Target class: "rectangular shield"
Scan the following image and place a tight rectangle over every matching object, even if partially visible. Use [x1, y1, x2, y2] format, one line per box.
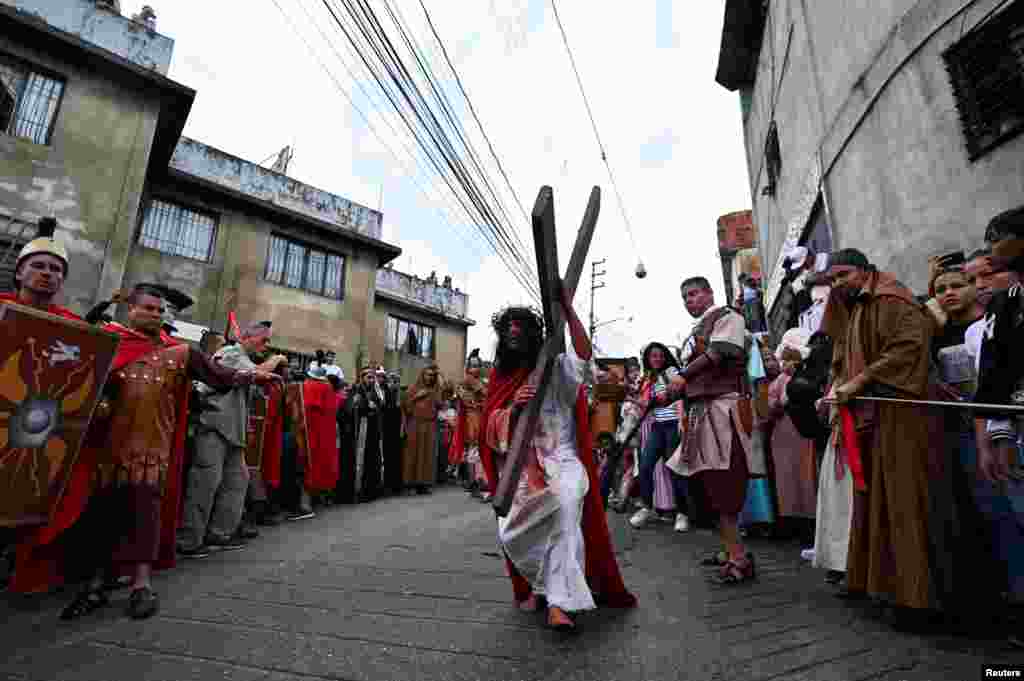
[284, 382, 310, 469]
[245, 390, 268, 470]
[0, 303, 119, 527]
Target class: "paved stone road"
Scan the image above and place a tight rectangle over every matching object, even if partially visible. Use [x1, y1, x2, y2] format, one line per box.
[2, 486, 1021, 680]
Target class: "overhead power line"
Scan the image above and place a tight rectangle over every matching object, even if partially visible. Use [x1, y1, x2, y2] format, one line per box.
[270, 0, 521, 291]
[549, 0, 643, 263]
[415, 0, 532, 229]
[271, 0, 540, 303]
[318, 0, 540, 300]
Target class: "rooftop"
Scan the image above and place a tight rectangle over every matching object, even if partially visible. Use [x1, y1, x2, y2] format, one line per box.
[170, 138, 387, 246]
[2, 0, 173, 74]
[375, 267, 473, 326]
[715, 0, 767, 91]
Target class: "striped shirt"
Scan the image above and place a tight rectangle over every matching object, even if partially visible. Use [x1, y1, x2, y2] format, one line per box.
[650, 366, 681, 422]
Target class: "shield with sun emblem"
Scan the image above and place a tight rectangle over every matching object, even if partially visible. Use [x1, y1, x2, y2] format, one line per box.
[0, 303, 119, 527]
[284, 382, 310, 469]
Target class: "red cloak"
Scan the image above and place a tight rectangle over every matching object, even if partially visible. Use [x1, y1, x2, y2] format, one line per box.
[0, 293, 81, 321]
[302, 379, 339, 492]
[479, 366, 637, 609]
[448, 405, 467, 466]
[261, 382, 284, 490]
[11, 324, 187, 592]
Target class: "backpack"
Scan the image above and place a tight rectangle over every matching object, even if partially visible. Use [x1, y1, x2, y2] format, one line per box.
[784, 332, 833, 443]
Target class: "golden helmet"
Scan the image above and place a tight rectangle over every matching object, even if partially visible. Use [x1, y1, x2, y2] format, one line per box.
[17, 217, 68, 274]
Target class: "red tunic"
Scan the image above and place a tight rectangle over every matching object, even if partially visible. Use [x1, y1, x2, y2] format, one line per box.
[479, 366, 637, 609]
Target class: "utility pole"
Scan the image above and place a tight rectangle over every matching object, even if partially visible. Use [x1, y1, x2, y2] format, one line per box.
[589, 259, 606, 340]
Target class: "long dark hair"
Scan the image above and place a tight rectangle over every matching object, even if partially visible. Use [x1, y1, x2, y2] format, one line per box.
[492, 306, 545, 372]
[641, 342, 679, 375]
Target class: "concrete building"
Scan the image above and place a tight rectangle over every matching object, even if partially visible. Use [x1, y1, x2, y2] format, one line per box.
[716, 209, 757, 304]
[0, 0, 474, 383]
[373, 267, 473, 385]
[0, 0, 193, 312]
[715, 0, 1024, 337]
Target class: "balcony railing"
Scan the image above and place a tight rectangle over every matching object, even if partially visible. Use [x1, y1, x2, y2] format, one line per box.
[375, 268, 469, 320]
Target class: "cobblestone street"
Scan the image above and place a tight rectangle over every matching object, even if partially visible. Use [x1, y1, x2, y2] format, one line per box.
[1, 487, 1018, 681]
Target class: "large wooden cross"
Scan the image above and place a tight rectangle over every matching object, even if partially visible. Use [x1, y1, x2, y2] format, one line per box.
[492, 185, 600, 517]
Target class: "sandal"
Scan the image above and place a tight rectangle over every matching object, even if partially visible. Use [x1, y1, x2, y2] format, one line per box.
[700, 550, 729, 567]
[127, 586, 159, 620]
[60, 587, 109, 620]
[711, 557, 756, 585]
[547, 606, 576, 632]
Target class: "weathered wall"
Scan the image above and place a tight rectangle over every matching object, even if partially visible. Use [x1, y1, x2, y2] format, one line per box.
[741, 0, 1022, 312]
[170, 138, 384, 242]
[0, 32, 160, 314]
[3, 0, 174, 74]
[371, 297, 468, 387]
[375, 268, 470, 320]
[124, 179, 380, 381]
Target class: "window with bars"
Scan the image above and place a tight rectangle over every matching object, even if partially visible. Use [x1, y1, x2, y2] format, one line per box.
[385, 314, 434, 359]
[138, 199, 218, 261]
[0, 237, 27, 293]
[944, 1, 1024, 160]
[265, 234, 345, 299]
[0, 56, 64, 145]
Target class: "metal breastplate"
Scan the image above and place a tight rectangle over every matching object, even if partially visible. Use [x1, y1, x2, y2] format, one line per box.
[104, 344, 189, 488]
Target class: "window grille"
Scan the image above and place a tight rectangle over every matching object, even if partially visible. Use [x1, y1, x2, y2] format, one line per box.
[138, 199, 218, 261]
[264, 234, 346, 300]
[0, 237, 26, 293]
[0, 57, 64, 145]
[944, 1, 1024, 160]
[385, 314, 434, 358]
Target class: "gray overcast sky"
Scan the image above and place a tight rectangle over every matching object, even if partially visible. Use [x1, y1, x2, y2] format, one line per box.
[122, 0, 751, 358]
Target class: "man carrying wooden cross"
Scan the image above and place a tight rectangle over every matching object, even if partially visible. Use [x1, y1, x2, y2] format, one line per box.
[479, 187, 635, 632]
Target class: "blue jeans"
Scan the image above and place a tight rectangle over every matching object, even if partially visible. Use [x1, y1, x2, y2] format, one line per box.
[637, 419, 688, 513]
[961, 432, 1024, 599]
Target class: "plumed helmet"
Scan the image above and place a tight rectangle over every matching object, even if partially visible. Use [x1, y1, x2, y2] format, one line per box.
[17, 217, 68, 277]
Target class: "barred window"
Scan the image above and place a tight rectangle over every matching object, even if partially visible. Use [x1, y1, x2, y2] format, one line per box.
[944, 1, 1024, 160]
[0, 56, 64, 145]
[138, 199, 218, 261]
[264, 234, 346, 300]
[385, 314, 434, 358]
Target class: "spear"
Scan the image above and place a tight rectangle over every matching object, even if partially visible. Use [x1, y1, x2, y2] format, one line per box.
[824, 395, 1024, 414]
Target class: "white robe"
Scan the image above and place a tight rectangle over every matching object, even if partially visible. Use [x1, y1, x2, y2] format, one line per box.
[813, 435, 854, 572]
[496, 353, 595, 613]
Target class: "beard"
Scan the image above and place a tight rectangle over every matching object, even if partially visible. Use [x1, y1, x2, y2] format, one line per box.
[494, 335, 539, 371]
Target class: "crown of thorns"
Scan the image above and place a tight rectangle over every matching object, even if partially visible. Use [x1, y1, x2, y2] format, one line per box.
[491, 305, 545, 335]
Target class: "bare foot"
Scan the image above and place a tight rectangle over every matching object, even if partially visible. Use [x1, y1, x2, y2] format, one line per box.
[547, 606, 575, 631]
[518, 594, 540, 612]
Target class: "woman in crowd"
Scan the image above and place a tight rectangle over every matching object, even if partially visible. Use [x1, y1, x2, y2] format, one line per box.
[630, 343, 689, 533]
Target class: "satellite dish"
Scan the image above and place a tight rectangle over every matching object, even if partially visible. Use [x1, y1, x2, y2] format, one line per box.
[635, 263, 647, 279]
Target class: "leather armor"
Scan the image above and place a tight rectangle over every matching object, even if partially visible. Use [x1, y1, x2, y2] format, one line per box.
[102, 344, 191, 489]
[685, 307, 747, 400]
